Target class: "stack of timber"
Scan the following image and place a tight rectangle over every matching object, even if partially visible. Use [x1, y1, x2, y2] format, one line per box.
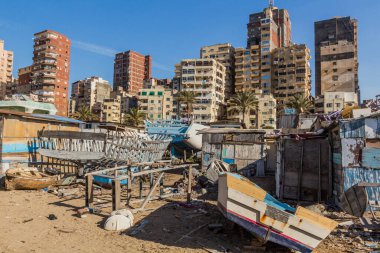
[218, 173, 338, 253]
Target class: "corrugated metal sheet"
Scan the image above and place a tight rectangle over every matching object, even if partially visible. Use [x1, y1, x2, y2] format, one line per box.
[341, 138, 365, 167]
[364, 117, 380, 139]
[340, 119, 365, 138]
[343, 167, 380, 203]
[362, 148, 380, 169]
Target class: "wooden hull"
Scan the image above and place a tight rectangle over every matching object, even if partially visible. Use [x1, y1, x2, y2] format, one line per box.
[218, 173, 337, 253]
[6, 174, 57, 190]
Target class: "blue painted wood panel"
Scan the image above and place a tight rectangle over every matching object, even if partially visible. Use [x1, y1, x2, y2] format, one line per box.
[343, 167, 380, 203]
[362, 148, 380, 169]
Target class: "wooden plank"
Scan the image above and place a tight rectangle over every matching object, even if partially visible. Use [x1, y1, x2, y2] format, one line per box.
[362, 148, 380, 169]
[112, 179, 121, 211]
[38, 149, 104, 160]
[40, 130, 107, 141]
[295, 206, 338, 231]
[297, 140, 304, 202]
[139, 172, 165, 210]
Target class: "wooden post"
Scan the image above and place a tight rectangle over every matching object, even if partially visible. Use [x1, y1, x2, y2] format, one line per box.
[318, 143, 322, 203]
[112, 179, 121, 211]
[187, 165, 193, 204]
[126, 168, 133, 206]
[139, 176, 143, 200]
[85, 175, 94, 212]
[159, 173, 164, 197]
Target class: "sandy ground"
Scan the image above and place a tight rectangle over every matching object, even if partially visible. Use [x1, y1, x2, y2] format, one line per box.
[0, 173, 372, 253]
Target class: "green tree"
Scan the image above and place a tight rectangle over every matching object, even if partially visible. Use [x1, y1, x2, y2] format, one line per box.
[286, 94, 314, 114]
[123, 108, 146, 127]
[178, 91, 196, 121]
[73, 106, 98, 122]
[228, 92, 259, 129]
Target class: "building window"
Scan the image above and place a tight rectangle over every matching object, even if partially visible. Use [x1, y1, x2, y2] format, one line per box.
[157, 91, 163, 96]
[149, 91, 155, 95]
[326, 103, 332, 108]
[332, 76, 339, 81]
[141, 91, 147, 96]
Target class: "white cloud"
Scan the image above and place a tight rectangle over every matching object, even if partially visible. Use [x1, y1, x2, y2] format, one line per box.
[71, 40, 117, 57]
[152, 60, 172, 72]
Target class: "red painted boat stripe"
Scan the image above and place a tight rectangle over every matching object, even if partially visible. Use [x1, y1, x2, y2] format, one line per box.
[218, 203, 313, 250]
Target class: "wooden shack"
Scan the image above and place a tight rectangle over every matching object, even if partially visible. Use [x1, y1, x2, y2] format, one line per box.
[199, 128, 266, 177]
[276, 135, 332, 202]
[0, 109, 82, 175]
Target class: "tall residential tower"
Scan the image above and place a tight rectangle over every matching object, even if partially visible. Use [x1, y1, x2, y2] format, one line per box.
[0, 40, 14, 99]
[314, 17, 359, 98]
[31, 30, 71, 116]
[113, 50, 152, 95]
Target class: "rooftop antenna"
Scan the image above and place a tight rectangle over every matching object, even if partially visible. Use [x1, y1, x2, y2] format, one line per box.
[269, 0, 274, 8]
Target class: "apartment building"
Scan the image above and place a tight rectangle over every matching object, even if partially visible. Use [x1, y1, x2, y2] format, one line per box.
[113, 50, 152, 95]
[174, 59, 226, 124]
[315, 91, 358, 114]
[245, 4, 292, 95]
[272, 44, 311, 108]
[315, 17, 359, 99]
[70, 77, 112, 115]
[0, 40, 14, 99]
[31, 30, 71, 116]
[234, 45, 262, 94]
[112, 86, 138, 119]
[138, 78, 174, 121]
[200, 43, 235, 99]
[227, 94, 276, 129]
[102, 97, 121, 123]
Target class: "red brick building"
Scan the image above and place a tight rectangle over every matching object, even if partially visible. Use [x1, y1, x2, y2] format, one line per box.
[113, 50, 152, 95]
[31, 30, 71, 116]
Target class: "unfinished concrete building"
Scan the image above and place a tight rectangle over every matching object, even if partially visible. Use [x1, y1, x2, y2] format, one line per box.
[174, 59, 226, 124]
[70, 77, 112, 116]
[272, 44, 312, 108]
[200, 43, 235, 99]
[315, 17, 359, 100]
[102, 97, 121, 123]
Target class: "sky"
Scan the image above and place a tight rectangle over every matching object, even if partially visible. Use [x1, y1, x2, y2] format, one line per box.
[0, 0, 379, 100]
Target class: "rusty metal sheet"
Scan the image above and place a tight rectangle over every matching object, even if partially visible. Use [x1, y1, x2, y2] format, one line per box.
[341, 138, 365, 167]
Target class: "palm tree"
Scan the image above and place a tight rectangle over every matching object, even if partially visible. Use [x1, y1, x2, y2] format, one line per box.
[286, 94, 314, 114]
[178, 91, 196, 121]
[123, 108, 145, 127]
[72, 106, 98, 122]
[228, 92, 258, 129]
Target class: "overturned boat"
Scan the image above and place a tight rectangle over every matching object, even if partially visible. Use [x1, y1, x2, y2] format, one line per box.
[218, 173, 337, 253]
[145, 120, 208, 157]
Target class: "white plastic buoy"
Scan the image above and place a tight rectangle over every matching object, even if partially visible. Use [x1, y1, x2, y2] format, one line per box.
[104, 209, 134, 231]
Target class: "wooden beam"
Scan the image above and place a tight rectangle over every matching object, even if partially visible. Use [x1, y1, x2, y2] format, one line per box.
[139, 172, 165, 211]
[40, 131, 107, 141]
[85, 175, 94, 211]
[187, 165, 193, 204]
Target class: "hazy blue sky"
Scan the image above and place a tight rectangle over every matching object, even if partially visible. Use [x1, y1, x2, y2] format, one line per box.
[0, 0, 379, 99]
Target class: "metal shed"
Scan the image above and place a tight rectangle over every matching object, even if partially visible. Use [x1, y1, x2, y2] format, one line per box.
[331, 114, 380, 208]
[199, 128, 266, 177]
